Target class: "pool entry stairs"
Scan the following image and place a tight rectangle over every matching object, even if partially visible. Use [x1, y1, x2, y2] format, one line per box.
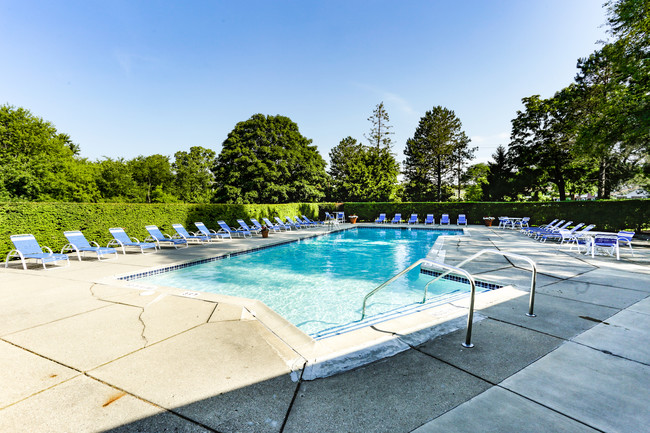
[359, 249, 538, 348]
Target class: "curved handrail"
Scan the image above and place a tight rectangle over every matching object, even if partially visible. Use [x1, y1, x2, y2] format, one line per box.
[361, 258, 478, 347]
[361, 259, 427, 320]
[423, 249, 537, 317]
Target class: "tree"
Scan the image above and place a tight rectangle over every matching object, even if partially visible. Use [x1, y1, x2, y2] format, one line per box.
[483, 145, 515, 201]
[96, 157, 140, 202]
[403, 106, 472, 201]
[365, 102, 394, 149]
[128, 154, 176, 203]
[462, 163, 489, 201]
[328, 136, 400, 202]
[213, 114, 328, 203]
[0, 104, 98, 201]
[451, 132, 476, 199]
[173, 146, 216, 203]
[509, 89, 588, 201]
[574, 43, 647, 198]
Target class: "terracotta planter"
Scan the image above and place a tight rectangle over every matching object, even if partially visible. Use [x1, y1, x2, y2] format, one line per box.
[484, 219, 493, 227]
[349, 216, 358, 224]
[261, 229, 269, 238]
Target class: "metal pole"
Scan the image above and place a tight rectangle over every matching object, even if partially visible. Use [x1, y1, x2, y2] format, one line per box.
[462, 277, 477, 348]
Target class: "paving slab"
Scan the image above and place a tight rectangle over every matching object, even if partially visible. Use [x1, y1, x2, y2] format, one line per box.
[417, 318, 564, 384]
[478, 291, 620, 340]
[283, 349, 491, 433]
[5, 303, 148, 371]
[536, 278, 648, 309]
[573, 308, 650, 364]
[90, 321, 299, 433]
[569, 267, 650, 292]
[0, 340, 79, 409]
[628, 295, 650, 314]
[0, 375, 207, 433]
[0, 277, 111, 336]
[412, 386, 601, 433]
[501, 342, 650, 433]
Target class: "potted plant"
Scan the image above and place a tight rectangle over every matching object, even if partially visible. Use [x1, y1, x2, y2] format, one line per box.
[261, 225, 269, 238]
[349, 215, 358, 224]
[483, 216, 495, 227]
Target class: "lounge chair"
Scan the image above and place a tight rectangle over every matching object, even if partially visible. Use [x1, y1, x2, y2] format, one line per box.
[264, 217, 288, 232]
[5, 234, 71, 270]
[108, 227, 158, 254]
[440, 214, 450, 225]
[375, 213, 386, 224]
[424, 214, 434, 225]
[336, 212, 345, 223]
[217, 220, 251, 238]
[391, 213, 402, 224]
[523, 219, 560, 236]
[407, 214, 418, 224]
[172, 223, 210, 244]
[301, 215, 324, 225]
[286, 216, 306, 229]
[62, 230, 118, 261]
[273, 217, 293, 231]
[457, 214, 467, 225]
[145, 225, 189, 249]
[296, 216, 316, 227]
[539, 222, 584, 243]
[563, 224, 595, 252]
[237, 219, 261, 234]
[195, 222, 231, 241]
[250, 218, 265, 232]
[534, 220, 572, 240]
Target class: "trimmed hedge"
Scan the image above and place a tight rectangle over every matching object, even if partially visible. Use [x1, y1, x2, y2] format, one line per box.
[1, 200, 647, 259]
[0, 202, 339, 258]
[342, 200, 650, 232]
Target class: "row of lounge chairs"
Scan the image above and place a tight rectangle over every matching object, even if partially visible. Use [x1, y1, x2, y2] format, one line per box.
[5, 215, 325, 270]
[520, 218, 635, 259]
[374, 213, 468, 225]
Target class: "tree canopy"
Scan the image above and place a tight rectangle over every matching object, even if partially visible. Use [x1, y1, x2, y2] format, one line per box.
[213, 114, 328, 204]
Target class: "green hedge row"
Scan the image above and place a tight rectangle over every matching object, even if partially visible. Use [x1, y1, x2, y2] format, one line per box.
[0, 202, 338, 258]
[1, 200, 648, 259]
[342, 200, 650, 232]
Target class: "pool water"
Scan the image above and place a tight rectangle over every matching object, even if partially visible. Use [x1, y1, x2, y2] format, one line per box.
[140, 227, 471, 336]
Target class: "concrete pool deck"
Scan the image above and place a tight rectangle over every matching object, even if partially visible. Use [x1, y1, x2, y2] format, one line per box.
[1, 224, 649, 432]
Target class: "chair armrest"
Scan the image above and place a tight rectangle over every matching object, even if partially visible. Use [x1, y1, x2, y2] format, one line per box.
[43, 246, 54, 255]
[90, 241, 101, 248]
[61, 243, 78, 254]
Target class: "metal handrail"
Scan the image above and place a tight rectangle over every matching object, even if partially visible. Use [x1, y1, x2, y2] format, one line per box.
[422, 249, 537, 317]
[361, 259, 427, 320]
[361, 258, 478, 347]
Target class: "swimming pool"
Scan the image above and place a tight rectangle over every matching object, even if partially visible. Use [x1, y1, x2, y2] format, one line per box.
[138, 227, 480, 337]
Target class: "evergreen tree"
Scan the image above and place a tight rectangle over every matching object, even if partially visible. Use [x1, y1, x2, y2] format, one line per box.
[403, 106, 472, 201]
[364, 102, 394, 149]
[483, 145, 514, 201]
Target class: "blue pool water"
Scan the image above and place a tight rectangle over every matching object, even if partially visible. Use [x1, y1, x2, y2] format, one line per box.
[140, 227, 472, 337]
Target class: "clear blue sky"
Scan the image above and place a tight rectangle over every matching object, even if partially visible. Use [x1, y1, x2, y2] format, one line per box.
[1, 0, 608, 165]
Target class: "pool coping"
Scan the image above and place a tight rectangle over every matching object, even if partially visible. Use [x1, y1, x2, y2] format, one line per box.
[107, 224, 518, 380]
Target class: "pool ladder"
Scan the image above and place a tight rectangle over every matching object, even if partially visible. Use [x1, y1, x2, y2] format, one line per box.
[361, 249, 537, 348]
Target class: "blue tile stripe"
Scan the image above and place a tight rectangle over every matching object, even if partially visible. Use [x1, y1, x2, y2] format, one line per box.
[419, 268, 503, 291]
